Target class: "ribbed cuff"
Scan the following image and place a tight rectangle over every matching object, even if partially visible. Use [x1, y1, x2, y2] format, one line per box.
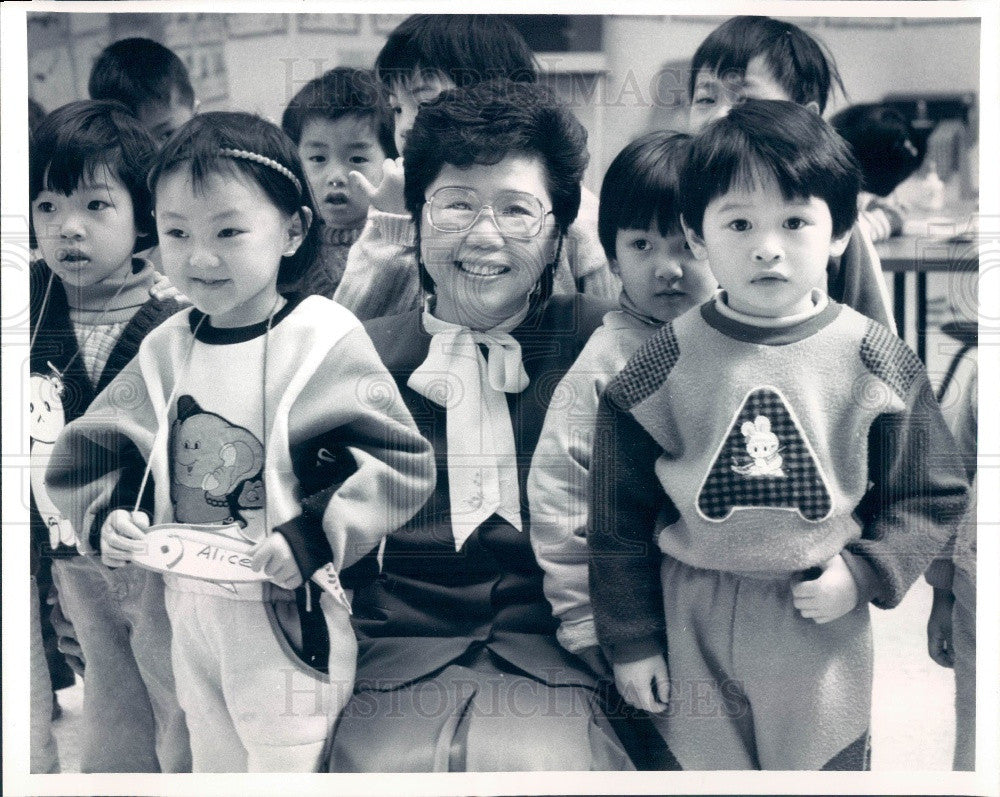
[272, 514, 333, 582]
[924, 558, 955, 590]
[839, 549, 882, 606]
[602, 634, 667, 665]
[369, 209, 415, 246]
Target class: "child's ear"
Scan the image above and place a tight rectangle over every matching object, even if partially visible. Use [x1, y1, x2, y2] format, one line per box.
[829, 227, 852, 259]
[608, 257, 621, 277]
[284, 206, 313, 257]
[681, 216, 709, 261]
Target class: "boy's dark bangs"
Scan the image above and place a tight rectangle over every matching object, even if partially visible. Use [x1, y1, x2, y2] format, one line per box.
[712, 136, 820, 207]
[696, 33, 798, 104]
[37, 143, 121, 197]
[616, 177, 683, 239]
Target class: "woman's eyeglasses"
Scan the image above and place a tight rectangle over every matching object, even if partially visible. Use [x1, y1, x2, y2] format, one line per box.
[425, 187, 551, 239]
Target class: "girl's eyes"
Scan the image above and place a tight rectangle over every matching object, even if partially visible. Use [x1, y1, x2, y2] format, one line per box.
[87, 199, 111, 211]
[630, 238, 652, 251]
[35, 201, 55, 213]
[784, 217, 808, 230]
[727, 219, 751, 232]
[349, 156, 370, 165]
[308, 155, 327, 164]
[217, 228, 243, 238]
[164, 229, 188, 239]
[444, 201, 473, 211]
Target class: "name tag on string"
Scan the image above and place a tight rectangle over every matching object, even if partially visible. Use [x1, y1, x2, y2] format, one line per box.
[131, 522, 351, 611]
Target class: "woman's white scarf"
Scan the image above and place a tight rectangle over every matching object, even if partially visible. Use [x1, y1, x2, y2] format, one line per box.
[408, 301, 530, 551]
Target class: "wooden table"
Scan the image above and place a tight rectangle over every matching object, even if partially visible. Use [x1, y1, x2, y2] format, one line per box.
[875, 209, 979, 362]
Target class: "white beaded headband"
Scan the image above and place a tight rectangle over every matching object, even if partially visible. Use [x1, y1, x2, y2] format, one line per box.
[219, 148, 302, 196]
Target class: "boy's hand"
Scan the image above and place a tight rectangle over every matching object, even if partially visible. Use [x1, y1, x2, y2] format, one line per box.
[100, 509, 150, 568]
[926, 587, 956, 668]
[248, 533, 303, 590]
[791, 554, 859, 624]
[349, 157, 405, 215]
[612, 654, 670, 713]
[150, 271, 188, 304]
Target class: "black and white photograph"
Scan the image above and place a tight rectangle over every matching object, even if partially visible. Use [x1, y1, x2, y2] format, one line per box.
[1, 2, 997, 795]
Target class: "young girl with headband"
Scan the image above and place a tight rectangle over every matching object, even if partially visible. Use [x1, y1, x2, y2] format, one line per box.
[45, 111, 437, 772]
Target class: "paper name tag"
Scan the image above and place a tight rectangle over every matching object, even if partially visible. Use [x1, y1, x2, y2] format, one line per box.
[132, 523, 352, 613]
[131, 523, 266, 583]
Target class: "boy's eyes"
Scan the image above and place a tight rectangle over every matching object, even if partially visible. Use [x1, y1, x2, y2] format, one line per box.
[218, 228, 244, 238]
[164, 228, 188, 239]
[629, 238, 652, 251]
[35, 201, 56, 213]
[727, 219, 751, 232]
[349, 155, 370, 165]
[308, 155, 327, 164]
[784, 217, 809, 230]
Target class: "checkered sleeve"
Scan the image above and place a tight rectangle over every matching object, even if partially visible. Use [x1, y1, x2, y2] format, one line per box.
[848, 331, 970, 608]
[589, 390, 674, 664]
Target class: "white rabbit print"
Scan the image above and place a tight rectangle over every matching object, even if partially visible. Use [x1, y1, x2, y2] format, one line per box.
[731, 414, 785, 478]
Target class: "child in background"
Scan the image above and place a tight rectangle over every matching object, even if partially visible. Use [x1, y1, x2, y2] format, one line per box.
[29, 100, 189, 773]
[333, 14, 618, 320]
[89, 37, 196, 146]
[926, 357, 977, 771]
[589, 100, 968, 769]
[46, 112, 436, 772]
[528, 131, 714, 663]
[831, 103, 924, 242]
[280, 67, 393, 298]
[687, 15, 895, 329]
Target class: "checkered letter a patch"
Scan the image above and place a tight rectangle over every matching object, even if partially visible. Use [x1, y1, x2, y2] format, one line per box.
[697, 386, 832, 522]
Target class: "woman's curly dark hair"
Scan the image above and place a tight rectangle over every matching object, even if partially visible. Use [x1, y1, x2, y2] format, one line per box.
[403, 80, 589, 234]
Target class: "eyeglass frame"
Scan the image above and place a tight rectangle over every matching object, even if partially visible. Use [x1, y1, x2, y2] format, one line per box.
[423, 186, 554, 240]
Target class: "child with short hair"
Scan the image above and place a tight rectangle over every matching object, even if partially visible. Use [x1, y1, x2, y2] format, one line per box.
[528, 131, 715, 661]
[687, 15, 895, 330]
[280, 67, 393, 297]
[29, 99, 189, 772]
[46, 111, 436, 772]
[89, 37, 196, 145]
[588, 100, 968, 770]
[333, 14, 618, 320]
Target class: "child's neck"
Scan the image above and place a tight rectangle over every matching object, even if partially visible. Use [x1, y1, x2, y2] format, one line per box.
[63, 258, 155, 323]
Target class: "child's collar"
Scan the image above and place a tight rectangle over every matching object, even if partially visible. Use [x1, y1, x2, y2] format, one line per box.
[713, 288, 829, 328]
[62, 257, 156, 322]
[701, 288, 841, 346]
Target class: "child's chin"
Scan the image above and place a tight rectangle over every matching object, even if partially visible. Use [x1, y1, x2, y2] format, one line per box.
[320, 205, 366, 229]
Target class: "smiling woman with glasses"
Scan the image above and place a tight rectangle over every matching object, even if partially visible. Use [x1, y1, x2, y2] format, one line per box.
[290, 80, 635, 773]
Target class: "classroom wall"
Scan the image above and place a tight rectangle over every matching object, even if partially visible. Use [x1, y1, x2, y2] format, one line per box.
[26, 12, 980, 189]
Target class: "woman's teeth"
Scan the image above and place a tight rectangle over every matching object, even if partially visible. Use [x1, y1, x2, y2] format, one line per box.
[456, 260, 507, 277]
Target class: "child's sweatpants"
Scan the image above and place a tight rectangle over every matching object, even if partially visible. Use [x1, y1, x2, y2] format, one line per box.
[654, 555, 872, 770]
[164, 584, 355, 772]
[30, 575, 60, 774]
[50, 556, 191, 772]
[952, 568, 975, 771]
